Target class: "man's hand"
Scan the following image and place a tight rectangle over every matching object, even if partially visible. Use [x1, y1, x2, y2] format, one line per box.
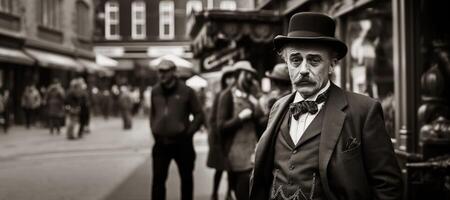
[238, 108, 253, 120]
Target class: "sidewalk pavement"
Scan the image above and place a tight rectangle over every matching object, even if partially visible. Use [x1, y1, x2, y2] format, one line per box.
[0, 117, 152, 161]
[0, 116, 222, 200]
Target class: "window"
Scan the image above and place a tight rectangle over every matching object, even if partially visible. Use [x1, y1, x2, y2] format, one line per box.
[207, 0, 213, 9]
[105, 1, 120, 40]
[186, 1, 202, 15]
[76, 1, 90, 38]
[159, 1, 174, 40]
[0, 0, 12, 13]
[132, 1, 146, 39]
[220, 0, 236, 10]
[346, 2, 394, 138]
[40, 0, 61, 30]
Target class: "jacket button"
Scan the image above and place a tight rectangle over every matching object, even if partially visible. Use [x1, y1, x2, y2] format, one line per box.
[289, 165, 295, 170]
[292, 150, 297, 154]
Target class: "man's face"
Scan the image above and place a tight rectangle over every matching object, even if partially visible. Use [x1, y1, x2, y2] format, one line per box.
[283, 43, 337, 98]
[158, 68, 176, 86]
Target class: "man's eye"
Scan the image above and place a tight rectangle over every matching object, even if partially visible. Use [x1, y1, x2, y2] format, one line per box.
[309, 57, 321, 65]
[291, 57, 302, 63]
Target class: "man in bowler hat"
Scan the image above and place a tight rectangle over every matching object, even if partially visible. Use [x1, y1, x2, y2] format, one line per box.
[150, 59, 204, 200]
[249, 12, 403, 200]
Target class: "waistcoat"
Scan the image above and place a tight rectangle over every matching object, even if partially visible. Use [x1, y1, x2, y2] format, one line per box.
[270, 107, 326, 200]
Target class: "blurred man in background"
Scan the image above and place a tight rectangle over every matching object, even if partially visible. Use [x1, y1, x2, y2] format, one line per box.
[21, 84, 42, 129]
[149, 59, 204, 200]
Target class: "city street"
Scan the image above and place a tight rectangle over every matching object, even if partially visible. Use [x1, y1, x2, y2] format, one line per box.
[0, 117, 226, 200]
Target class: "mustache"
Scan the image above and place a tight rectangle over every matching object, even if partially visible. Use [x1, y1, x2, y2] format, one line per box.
[293, 77, 315, 85]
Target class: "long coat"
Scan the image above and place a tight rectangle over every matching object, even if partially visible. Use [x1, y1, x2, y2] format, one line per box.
[45, 86, 65, 117]
[206, 93, 226, 170]
[249, 83, 403, 200]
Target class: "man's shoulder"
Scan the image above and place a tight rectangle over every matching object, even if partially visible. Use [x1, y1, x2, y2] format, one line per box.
[343, 90, 377, 105]
[338, 87, 379, 113]
[151, 83, 162, 94]
[270, 92, 294, 112]
[175, 80, 194, 93]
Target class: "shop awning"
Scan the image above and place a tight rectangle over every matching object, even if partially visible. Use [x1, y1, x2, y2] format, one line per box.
[96, 54, 133, 70]
[77, 58, 114, 76]
[114, 59, 135, 70]
[186, 75, 208, 89]
[96, 54, 118, 68]
[187, 10, 282, 56]
[0, 46, 35, 66]
[24, 48, 83, 71]
[149, 54, 193, 69]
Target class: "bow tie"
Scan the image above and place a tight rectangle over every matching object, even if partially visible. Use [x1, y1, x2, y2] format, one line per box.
[289, 91, 328, 120]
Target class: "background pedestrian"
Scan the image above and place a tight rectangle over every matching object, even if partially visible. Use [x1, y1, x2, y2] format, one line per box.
[216, 60, 263, 200]
[44, 79, 65, 135]
[21, 84, 42, 129]
[206, 65, 235, 200]
[149, 59, 204, 200]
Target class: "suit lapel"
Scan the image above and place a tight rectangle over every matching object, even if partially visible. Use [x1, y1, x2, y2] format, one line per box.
[251, 93, 295, 193]
[318, 83, 347, 197]
[254, 93, 294, 168]
[279, 111, 296, 149]
[294, 107, 325, 148]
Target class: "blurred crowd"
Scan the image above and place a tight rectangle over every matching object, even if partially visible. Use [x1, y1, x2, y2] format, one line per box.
[0, 77, 144, 139]
[0, 57, 292, 199]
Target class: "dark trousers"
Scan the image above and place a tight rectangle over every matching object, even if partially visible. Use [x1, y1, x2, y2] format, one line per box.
[120, 109, 132, 129]
[228, 170, 251, 200]
[24, 108, 36, 128]
[48, 116, 62, 134]
[152, 141, 196, 200]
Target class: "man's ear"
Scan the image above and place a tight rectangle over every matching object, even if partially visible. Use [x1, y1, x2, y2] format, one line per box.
[329, 58, 338, 74]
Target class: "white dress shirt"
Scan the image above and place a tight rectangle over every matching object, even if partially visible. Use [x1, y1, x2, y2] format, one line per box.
[290, 81, 330, 145]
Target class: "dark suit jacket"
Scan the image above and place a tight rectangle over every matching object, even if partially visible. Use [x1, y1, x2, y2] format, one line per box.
[249, 83, 403, 200]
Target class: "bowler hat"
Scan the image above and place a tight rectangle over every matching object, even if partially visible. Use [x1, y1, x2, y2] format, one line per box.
[273, 12, 347, 59]
[266, 63, 290, 81]
[233, 60, 257, 75]
[157, 59, 176, 71]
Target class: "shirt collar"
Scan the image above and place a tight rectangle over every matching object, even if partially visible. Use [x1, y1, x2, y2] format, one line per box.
[293, 81, 330, 103]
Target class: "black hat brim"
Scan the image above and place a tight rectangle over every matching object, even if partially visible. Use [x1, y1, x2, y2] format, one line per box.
[273, 35, 348, 60]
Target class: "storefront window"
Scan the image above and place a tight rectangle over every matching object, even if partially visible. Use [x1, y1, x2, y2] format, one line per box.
[346, 1, 395, 138]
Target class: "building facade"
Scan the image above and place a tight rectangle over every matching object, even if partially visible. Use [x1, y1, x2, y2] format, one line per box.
[93, 0, 256, 88]
[0, 0, 99, 124]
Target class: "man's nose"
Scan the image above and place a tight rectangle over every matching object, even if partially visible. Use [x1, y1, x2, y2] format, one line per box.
[299, 61, 309, 76]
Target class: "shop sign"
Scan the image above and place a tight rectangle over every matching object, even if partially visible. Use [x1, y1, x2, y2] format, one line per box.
[203, 48, 244, 71]
[147, 46, 190, 57]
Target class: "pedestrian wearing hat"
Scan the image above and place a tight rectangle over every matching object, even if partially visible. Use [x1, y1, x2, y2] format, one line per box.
[206, 65, 236, 200]
[217, 60, 264, 200]
[259, 63, 293, 131]
[149, 59, 204, 200]
[249, 12, 402, 200]
[260, 63, 293, 115]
